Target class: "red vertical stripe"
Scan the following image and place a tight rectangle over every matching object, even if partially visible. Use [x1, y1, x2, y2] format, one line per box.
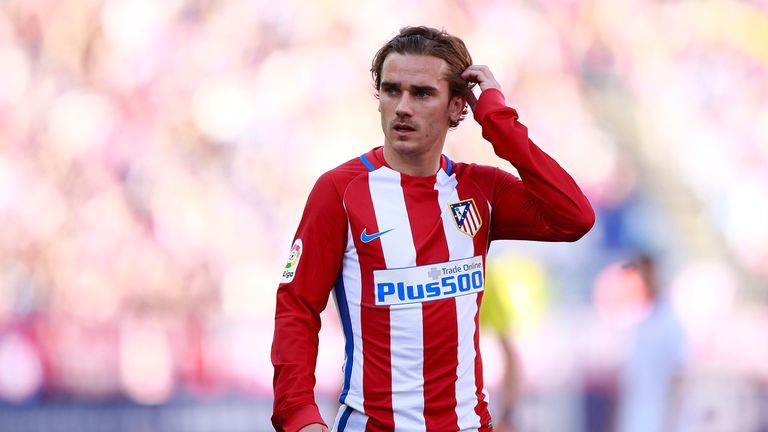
[473, 288, 491, 428]
[465, 212, 477, 235]
[468, 207, 480, 233]
[401, 175, 459, 431]
[345, 175, 395, 431]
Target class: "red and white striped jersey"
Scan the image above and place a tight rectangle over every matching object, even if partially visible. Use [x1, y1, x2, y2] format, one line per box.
[272, 89, 595, 432]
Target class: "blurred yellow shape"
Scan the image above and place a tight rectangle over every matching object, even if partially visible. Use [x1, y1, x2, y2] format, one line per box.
[481, 254, 548, 335]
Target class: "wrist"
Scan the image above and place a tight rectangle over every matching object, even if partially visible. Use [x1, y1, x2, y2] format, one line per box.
[473, 88, 507, 124]
[277, 404, 326, 432]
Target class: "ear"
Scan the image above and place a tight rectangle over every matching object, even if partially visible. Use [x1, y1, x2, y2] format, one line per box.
[449, 95, 465, 122]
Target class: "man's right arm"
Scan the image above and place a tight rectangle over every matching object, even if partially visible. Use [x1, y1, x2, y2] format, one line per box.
[271, 172, 347, 432]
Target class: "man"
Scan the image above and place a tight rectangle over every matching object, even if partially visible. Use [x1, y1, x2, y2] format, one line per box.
[272, 26, 594, 432]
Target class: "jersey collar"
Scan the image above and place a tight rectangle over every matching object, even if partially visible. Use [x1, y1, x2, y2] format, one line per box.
[361, 146, 453, 176]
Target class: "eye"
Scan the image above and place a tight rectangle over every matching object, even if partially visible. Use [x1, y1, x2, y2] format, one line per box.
[414, 89, 430, 98]
[383, 86, 400, 96]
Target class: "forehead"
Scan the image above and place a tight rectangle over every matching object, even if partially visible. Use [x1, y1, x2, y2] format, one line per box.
[380, 53, 450, 86]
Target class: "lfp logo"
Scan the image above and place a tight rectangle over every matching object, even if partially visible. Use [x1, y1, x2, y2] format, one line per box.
[281, 239, 303, 283]
[373, 256, 484, 306]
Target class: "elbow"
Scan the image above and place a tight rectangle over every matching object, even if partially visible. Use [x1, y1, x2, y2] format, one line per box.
[558, 206, 596, 242]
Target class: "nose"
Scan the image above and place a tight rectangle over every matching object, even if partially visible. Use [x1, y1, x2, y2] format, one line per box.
[395, 93, 413, 117]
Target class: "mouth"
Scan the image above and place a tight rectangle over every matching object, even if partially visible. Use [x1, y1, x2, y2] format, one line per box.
[393, 122, 416, 136]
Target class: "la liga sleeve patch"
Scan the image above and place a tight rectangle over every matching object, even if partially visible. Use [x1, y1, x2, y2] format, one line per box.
[280, 239, 303, 284]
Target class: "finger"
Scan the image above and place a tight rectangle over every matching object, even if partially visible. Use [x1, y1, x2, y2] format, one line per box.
[461, 69, 484, 81]
[462, 73, 484, 87]
[462, 65, 489, 74]
[462, 70, 491, 87]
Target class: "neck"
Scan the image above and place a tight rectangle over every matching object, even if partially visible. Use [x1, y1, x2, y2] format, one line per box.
[382, 143, 444, 177]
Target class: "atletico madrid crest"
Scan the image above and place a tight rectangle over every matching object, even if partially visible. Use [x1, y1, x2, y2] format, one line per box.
[448, 198, 483, 237]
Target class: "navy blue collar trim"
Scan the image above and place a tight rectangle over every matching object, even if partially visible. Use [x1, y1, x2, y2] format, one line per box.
[444, 155, 453, 176]
[362, 152, 452, 175]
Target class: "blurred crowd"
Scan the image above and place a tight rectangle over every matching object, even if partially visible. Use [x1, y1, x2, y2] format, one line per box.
[0, 0, 766, 430]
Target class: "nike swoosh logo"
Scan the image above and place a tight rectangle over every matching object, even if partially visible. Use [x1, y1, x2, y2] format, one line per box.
[361, 228, 394, 243]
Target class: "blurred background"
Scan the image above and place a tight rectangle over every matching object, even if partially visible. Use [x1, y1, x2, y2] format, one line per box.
[0, 0, 767, 431]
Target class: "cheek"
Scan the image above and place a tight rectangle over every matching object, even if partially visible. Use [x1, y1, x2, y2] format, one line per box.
[379, 99, 393, 115]
[422, 117, 440, 137]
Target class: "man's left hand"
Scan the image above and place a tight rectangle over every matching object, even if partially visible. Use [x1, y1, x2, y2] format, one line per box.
[461, 65, 502, 111]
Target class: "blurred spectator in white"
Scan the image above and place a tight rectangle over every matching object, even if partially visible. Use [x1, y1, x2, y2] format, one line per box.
[617, 254, 687, 432]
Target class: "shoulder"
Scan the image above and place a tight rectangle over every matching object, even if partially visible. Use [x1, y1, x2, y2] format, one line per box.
[451, 160, 518, 182]
[449, 160, 521, 202]
[313, 153, 373, 197]
[299, 154, 371, 223]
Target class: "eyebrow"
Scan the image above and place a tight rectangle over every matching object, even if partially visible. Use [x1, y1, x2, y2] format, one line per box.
[380, 81, 439, 94]
[411, 85, 438, 94]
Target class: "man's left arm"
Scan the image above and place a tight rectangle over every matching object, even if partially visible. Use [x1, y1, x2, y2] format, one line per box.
[462, 66, 595, 242]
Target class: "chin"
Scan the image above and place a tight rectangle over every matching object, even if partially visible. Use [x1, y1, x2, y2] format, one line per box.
[388, 138, 423, 154]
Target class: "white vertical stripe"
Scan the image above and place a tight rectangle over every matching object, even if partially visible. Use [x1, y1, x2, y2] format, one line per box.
[472, 207, 483, 235]
[331, 404, 369, 432]
[368, 168, 425, 431]
[341, 224, 365, 412]
[345, 408, 369, 431]
[454, 294, 481, 430]
[436, 170, 483, 430]
[468, 207, 480, 232]
[332, 407, 345, 431]
[466, 210, 478, 234]
[461, 211, 471, 234]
